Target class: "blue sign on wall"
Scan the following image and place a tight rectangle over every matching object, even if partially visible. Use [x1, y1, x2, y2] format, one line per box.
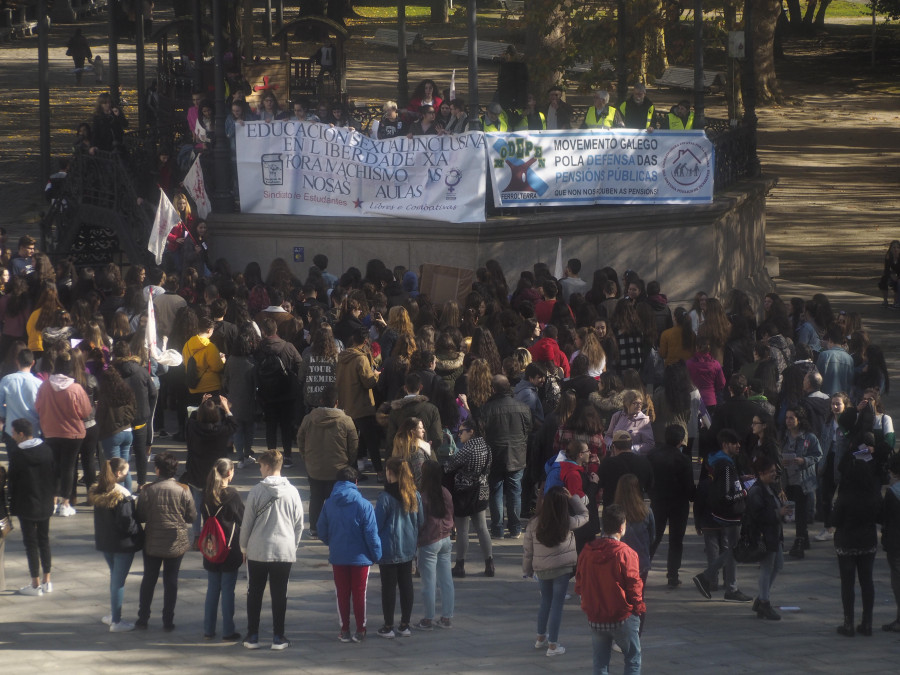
[293, 246, 304, 263]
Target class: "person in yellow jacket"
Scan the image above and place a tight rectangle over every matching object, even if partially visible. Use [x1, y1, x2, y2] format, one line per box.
[514, 94, 547, 131]
[664, 100, 695, 130]
[481, 103, 509, 132]
[335, 326, 383, 480]
[619, 83, 655, 130]
[182, 317, 225, 402]
[25, 281, 64, 357]
[581, 90, 624, 129]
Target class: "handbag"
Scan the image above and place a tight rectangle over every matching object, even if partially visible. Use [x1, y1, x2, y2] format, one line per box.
[733, 514, 766, 564]
[0, 516, 13, 539]
[451, 483, 480, 518]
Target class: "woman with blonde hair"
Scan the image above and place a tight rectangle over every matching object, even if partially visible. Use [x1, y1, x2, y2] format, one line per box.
[604, 389, 654, 454]
[460, 357, 492, 419]
[571, 327, 606, 378]
[201, 458, 244, 641]
[377, 306, 415, 360]
[392, 417, 430, 487]
[375, 457, 423, 638]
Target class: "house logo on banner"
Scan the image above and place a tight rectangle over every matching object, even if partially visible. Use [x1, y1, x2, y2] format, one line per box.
[661, 141, 712, 195]
[491, 136, 549, 200]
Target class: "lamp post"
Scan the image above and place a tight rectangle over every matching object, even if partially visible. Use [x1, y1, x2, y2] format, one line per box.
[38, 0, 50, 183]
[693, 0, 705, 128]
[135, 0, 146, 129]
[467, 0, 480, 129]
[742, 0, 760, 176]
[398, 1, 408, 107]
[108, 0, 119, 106]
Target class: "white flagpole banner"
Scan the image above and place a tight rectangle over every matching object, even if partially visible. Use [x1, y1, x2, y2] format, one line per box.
[487, 129, 714, 207]
[236, 121, 486, 223]
[184, 155, 212, 219]
[148, 189, 181, 265]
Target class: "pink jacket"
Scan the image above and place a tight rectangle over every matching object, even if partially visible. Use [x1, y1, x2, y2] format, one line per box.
[35, 375, 91, 439]
[686, 352, 725, 407]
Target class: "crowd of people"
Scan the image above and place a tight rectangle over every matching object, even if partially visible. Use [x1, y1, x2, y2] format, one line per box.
[1, 232, 899, 671]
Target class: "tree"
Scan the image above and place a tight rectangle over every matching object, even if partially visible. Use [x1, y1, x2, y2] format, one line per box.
[430, 0, 449, 23]
[750, 0, 783, 102]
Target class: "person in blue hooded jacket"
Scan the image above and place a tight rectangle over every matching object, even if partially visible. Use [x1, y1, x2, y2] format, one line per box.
[375, 457, 424, 638]
[318, 467, 382, 643]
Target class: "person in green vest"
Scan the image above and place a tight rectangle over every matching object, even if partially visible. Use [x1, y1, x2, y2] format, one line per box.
[482, 103, 509, 132]
[664, 100, 695, 130]
[581, 90, 624, 129]
[619, 83, 655, 130]
[514, 93, 547, 131]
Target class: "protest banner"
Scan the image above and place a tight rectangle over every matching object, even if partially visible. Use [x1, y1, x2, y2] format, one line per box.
[236, 121, 487, 223]
[487, 129, 714, 206]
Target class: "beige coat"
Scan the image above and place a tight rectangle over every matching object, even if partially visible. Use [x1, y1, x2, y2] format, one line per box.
[135, 477, 196, 558]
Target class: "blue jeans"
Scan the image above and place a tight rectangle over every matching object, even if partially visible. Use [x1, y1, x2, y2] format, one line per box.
[758, 547, 784, 603]
[489, 468, 524, 537]
[103, 551, 135, 624]
[702, 523, 739, 593]
[190, 486, 203, 539]
[101, 430, 134, 492]
[537, 573, 571, 643]
[233, 420, 256, 460]
[591, 614, 642, 674]
[418, 537, 454, 620]
[204, 569, 239, 636]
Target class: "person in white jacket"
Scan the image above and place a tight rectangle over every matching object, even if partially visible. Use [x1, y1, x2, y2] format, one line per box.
[522, 486, 588, 657]
[239, 450, 304, 651]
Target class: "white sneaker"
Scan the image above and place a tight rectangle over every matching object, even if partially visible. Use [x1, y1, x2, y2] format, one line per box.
[57, 505, 76, 517]
[535, 636, 548, 649]
[102, 615, 113, 626]
[613, 642, 623, 653]
[546, 644, 566, 657]
[110, 621, 135, 633]
[814, 529, 834, 542]
[19, 585, 43, 596]
[41, 582, 53, 594]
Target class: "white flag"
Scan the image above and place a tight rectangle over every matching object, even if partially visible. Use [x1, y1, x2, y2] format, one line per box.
[183, 154, 212, 219]
[148, 189, 181, 265]
[146, 293, 160, 360]
[449, 69, 456, 102]
[554, 238, 564, 279]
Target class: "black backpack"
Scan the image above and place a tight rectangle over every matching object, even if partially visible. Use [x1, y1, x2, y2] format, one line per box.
[185, 351, 204, 390]
[256, 349, 292, 401]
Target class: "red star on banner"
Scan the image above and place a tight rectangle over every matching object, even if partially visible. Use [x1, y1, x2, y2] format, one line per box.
[253, 75, 280, 93]
[353, 199, 363, 209]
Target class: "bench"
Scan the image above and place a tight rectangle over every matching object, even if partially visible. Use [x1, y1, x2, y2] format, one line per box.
[655, 66, 724, 93]
[566, 59, 615, 76]
[364, 28, 432, 51]
[452, 40, 515, 62]
[500, 0, 524, 22]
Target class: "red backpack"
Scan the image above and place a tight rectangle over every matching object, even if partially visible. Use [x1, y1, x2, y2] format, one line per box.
[199, 504, 235, 564]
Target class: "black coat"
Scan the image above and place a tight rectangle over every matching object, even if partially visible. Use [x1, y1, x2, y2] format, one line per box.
[480, 391, 532, 475]
[882, 486, 900, 553]
[8, 440, 55, 521]
[90, 486, 143, 553]
[833, 457, 882, 552]
[115, 358, 157, 423]
[648, 443, 695, 505]
[182, 411, 238, 489]
[201, 487, 245, 572]
[746, 481, 782, 552]
[598, 451, 654, 507]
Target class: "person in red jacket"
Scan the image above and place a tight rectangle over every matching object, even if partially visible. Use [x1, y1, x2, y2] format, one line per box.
[576, 503, 645, 674]
[528, 326, 570, 378]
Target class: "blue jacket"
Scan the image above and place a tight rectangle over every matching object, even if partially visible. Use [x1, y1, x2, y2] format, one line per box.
[317, 481, 382, 566]
[375, 483, 424, 564]
[816, 347, 854, 397]
[514, 378, 545, 428]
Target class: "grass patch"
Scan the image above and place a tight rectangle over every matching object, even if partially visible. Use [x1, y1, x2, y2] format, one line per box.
[826, 0, 875, 18]
[355, 5, 432, 19]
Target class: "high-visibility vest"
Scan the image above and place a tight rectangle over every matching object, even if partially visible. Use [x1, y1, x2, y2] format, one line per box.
[619, 100, 654, 129]
[584, 105, 618, 128]
[482, 112, 509, 132]
[667, 111, 694, 130]
[514, 111, 546, 131]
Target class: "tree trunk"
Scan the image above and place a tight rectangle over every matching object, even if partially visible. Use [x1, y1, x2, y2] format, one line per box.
[803, 0, 817, 24]
[430, 0, 449, 23]
[752, 0, 783, 103]
[784, 0, 802, 26]
[814, 0, 832, 27]
[647, 0, 668, 78]
[525, 0, 568, 98]
[724, 0, 743, 120]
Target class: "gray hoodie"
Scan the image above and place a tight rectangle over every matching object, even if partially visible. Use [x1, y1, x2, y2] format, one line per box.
[240, 475, 304, 562]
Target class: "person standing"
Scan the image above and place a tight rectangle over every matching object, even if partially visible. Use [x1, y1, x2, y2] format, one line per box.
[66, 28, 92, 85]
[576, 504, 645, 674]
[619, 83, 655, 130]
[415, 461, 455, 631]
[746, 455, 786, 620]
[882, 454, 900, 633]
[89, 458, 143, 632]
[0, 348, 42, 452]
[647, 425, 695, 588]
[523, 485, 588, 657]
[135, 452, 196, 630]
[201, 458, 244, 642]
[7, 419, 55, 595]
[816, 326, 854, 396]
[318, 466, 382, 643]
[375, 457, 423, 638]
[296, 382, 358, 536]
[336, 327, 382, 479]
[255, 318, 303, 468]
[240, 450, 304, 650]
[779, 406, 822, 558]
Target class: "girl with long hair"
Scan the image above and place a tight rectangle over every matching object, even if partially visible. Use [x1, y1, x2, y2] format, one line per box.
[459, 357, 492, 419]
[96, 359, 137, 490]
[391, 417, 430, 488]
[25, 281, 63, 357]
[377, 333, 416, 404]
[299, 324, 339, 410]
[89, 458, 143, 632]
[815, 392, 852, 542]
[375, 457, 423, 638]
[571, 327, 606, 377]
[201, 458, 244, 641]
[652, 361, 702, 457]
[780, 406, 823, 558]
[611, 301, 646, 372]
[697, 298, 731, 364]
[615, 473, 656, 590]
[469, 327, 503, 375]
[222, 323, 260, 468]
[415, 461, 454, 631]
[522, 485, 588, 657]
[0, 275, 31, 360]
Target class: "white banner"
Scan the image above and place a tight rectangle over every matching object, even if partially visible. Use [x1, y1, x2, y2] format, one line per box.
[236, 121, 486, 223]
[487, 129, 714, 206]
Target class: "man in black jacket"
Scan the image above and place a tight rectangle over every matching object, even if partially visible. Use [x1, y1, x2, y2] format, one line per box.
[480, 375, 532, 538]
[648, 425, 695, 587]
[255, 317, 302, 467]
[598, 430, 654, 508]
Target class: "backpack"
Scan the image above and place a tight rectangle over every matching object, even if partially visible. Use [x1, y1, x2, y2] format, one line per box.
[542, 456, 564, 494]
[435, 427, 459, 461]
[199, 504, 234, 564]
[256, 349, 292, 401]
[185, 351, 204, 390]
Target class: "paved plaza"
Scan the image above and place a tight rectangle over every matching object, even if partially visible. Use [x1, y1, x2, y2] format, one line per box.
[1, 281, 899, 674]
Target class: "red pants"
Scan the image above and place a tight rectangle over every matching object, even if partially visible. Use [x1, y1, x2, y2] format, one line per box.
[332, 565, 370, 633]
